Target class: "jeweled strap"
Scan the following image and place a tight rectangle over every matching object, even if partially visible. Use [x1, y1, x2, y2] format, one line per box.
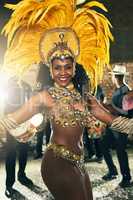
[111, 116, 133, 135]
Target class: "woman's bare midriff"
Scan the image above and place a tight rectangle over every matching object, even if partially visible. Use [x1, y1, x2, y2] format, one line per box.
[50, 122, 84, 155]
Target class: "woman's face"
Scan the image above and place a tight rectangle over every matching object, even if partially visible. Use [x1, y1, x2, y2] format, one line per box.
[51, 58, 74, 87]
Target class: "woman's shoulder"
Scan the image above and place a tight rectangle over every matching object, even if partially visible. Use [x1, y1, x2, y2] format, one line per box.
[31, 88, 51, 104]
[39, 88, 52, 97]
[37, 88, 55, 108]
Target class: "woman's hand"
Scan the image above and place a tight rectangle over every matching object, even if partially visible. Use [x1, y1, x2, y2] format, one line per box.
[86, 93, 103, 113]
[86, 93, 115, 124]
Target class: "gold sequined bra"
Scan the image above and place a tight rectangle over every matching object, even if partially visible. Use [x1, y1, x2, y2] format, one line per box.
[46, 83, 90, 128]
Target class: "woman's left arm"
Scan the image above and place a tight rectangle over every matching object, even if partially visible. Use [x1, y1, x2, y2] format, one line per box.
[87, 94, 133, 135]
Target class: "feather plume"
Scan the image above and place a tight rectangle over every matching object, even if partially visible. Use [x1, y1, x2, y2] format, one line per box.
[2, 0, 113, 90]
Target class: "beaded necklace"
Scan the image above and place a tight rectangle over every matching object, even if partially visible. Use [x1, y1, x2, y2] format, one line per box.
[47, 83, 88, 127]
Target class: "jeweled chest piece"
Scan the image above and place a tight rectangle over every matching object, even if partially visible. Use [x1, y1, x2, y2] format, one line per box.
[47, 83, 84, 127]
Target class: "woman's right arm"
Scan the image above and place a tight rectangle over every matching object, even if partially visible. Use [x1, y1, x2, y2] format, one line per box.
[8, 91, 45, 124]
[0, 90, 54, 136]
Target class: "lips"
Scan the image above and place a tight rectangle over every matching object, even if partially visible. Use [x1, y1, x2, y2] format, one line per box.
[56, 76, 72, 87]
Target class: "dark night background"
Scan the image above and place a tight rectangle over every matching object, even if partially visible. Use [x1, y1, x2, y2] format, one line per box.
[0, 0, 133, 64]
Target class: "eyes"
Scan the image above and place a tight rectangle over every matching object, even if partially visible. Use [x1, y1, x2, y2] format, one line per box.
[53, 65, 60, 70]
[53, 65, 73, 71]
[66, 65, 73, 69]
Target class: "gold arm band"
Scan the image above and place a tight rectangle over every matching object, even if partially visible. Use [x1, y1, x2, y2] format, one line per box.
[111, 116, 133, 135]
[0, 115, 18, 137]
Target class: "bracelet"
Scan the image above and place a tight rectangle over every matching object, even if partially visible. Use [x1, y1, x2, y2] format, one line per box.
[111, 116, 133, 135]
[0, 115, 18, 137]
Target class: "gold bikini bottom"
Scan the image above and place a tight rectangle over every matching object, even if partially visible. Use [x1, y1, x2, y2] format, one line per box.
[46, 143, 85, 173]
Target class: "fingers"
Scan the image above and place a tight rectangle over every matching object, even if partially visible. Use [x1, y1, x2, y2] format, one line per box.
[16, 128, 36, 143]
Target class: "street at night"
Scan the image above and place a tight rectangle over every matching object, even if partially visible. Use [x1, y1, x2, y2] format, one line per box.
[0, 1, 133, 200]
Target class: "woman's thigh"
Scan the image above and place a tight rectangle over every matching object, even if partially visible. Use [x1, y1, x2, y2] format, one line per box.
[41, 150, 93, 200]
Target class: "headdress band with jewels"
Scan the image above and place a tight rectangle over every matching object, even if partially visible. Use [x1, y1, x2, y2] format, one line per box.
[39, 27, 80, 65]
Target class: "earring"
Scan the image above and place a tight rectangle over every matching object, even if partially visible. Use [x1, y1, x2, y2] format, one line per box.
[72, 64, 76, 77]
[49, 67, 54, 79]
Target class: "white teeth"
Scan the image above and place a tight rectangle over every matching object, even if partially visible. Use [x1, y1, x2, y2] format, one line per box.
[59, 78, 67, 81]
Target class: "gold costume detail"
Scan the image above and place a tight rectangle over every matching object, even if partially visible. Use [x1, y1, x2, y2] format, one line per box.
[47, 83, 92, 127]
[0, 115, 18, 137]
[111, 116, 133, 136]
[47, 143, 84, 171]
[2, 0, 113, 90]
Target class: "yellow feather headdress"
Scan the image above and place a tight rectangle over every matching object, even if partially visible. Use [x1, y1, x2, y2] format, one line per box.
[1, 0, 113, 89]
